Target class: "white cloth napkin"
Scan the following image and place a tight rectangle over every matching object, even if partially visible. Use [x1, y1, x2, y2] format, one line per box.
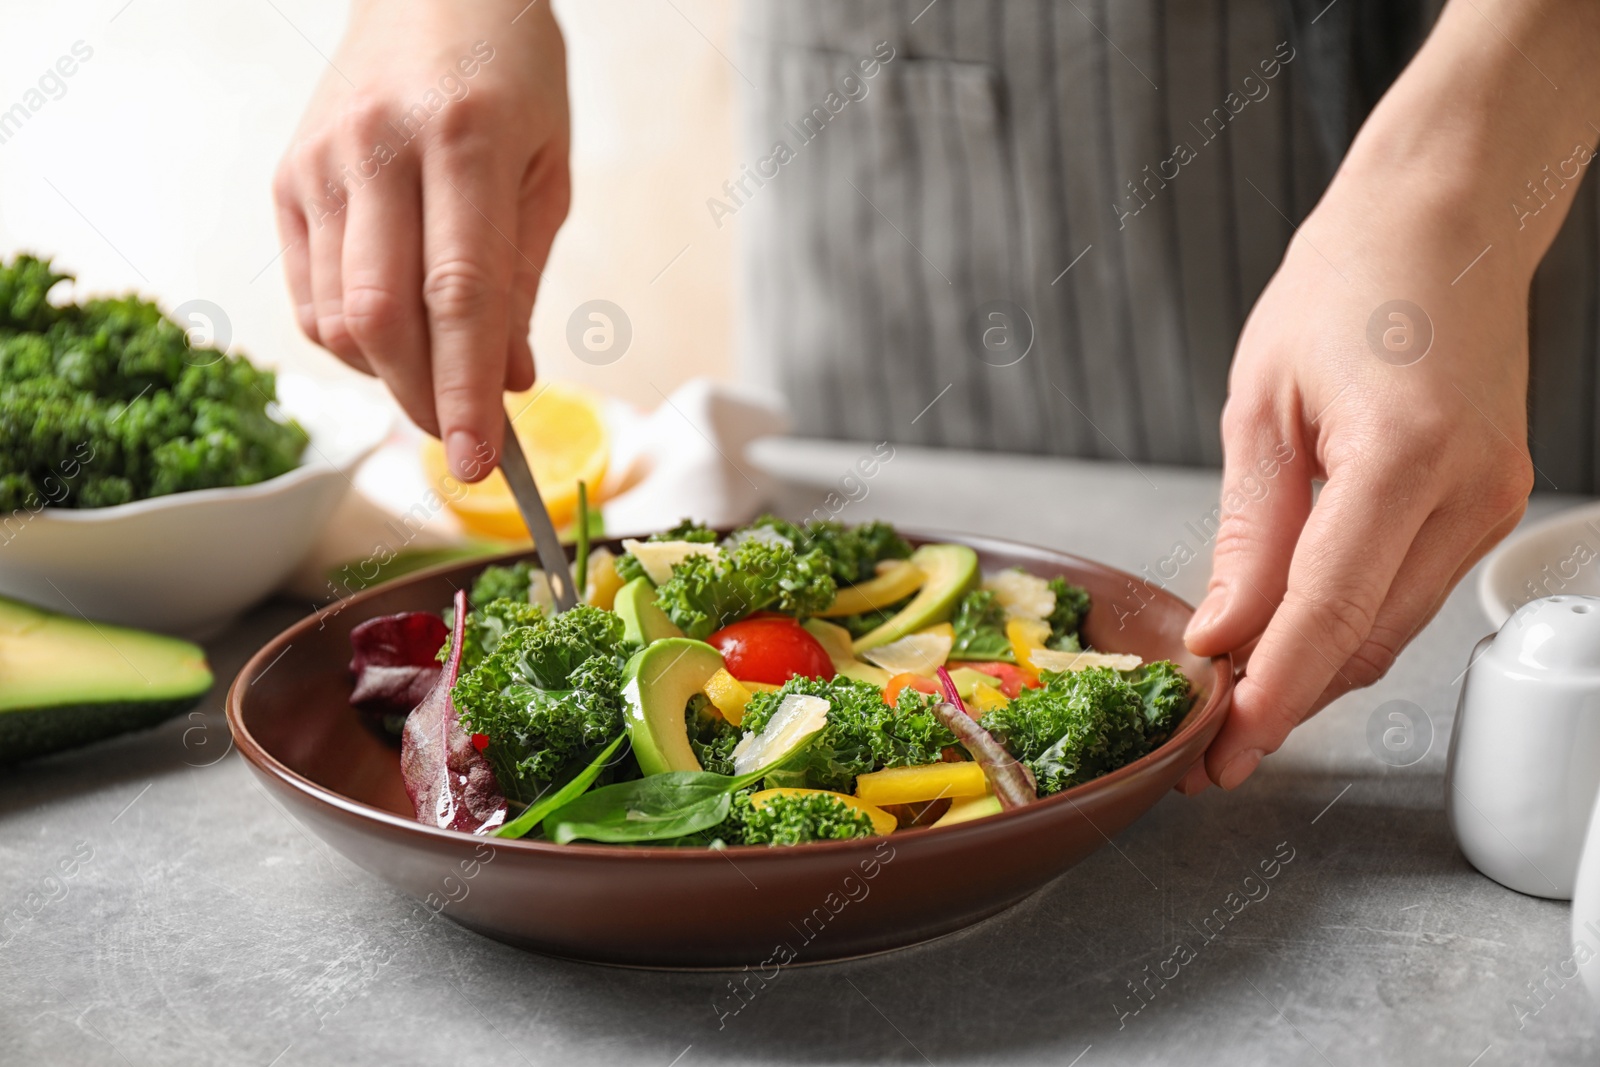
[283, 378, 788, 602]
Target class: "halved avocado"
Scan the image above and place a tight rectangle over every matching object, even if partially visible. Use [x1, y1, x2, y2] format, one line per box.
[621, 638, 725, 776]
[613, 576, 684, 648]
[0, 596, 213, 765]
[852, 543, 980, 654]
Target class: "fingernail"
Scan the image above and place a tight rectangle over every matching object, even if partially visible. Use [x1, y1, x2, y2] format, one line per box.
[1218, 748, 1264, 791]
[1186, 586, 1229, 642]
[446, 431, 482, 481]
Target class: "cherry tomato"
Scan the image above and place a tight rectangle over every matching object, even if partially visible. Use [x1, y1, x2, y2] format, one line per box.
[959, 661, 1039, 700]
[471, 732, 490, 752]
[883, 672, 940, 706]
[707, 616, 836, 685]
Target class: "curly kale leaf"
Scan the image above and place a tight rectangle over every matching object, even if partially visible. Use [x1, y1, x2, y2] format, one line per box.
[470, 561, 535, 608]
[692, 788, 875, 847]
[614, 553, 647, 585]
[687, 693, 740, 776]
[659, 518, 719, 543]
[1045, 576, 1092, 650]
[747, 516, 912, 585]
[981, 663, 1190, 794]
[450, 596, 544, 673]
[950, 589, 1013, 661]
[652, 539, 836, 640]
[742, 791, 875, 845]
[0, 254, 69, 333]
[741, 676, 955, 793]
[1126, 660, 1194, 741]
[451, 604, 629, 802]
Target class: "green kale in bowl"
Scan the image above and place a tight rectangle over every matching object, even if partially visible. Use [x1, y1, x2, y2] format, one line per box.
[0, 254, 304, 510]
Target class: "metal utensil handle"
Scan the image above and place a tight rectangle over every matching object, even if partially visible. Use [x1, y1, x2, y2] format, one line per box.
[496, 410, 579, 612]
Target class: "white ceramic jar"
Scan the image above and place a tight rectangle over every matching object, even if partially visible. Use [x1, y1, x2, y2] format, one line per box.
[1445, 594, 1600, 900]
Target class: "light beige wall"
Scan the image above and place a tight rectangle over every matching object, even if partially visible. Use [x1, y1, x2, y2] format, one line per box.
[535, 0, 739, 406]
[0, 0, 738, 415]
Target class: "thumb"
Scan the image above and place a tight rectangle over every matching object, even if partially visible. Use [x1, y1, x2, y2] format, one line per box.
[1186, 404, 1312, 656]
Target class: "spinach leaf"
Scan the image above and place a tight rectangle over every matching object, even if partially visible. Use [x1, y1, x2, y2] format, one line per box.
[544, 771, 739, 844]
[542, 761, 780, 844]
[542, 700, 827, 844]
[495, 734, 628, 840]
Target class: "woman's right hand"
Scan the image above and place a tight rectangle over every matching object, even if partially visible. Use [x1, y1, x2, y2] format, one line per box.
[274, 0, 570, 480]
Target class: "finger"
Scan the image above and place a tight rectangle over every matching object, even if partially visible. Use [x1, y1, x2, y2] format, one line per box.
[421, 137, 516, 481]
[1185, 398, 1313, 656]
[503, 275, 535, 395]
[1175, 760, 1212, 796]
[304, 166, 364, 367]
[505, 314, 535, 393]
[506, 151, 568, 393]
[1312, 498, 1526, 710]
[272, 169, 322, 350]
[1205, 469, 1433, 788]
[341, 152, 439, 435]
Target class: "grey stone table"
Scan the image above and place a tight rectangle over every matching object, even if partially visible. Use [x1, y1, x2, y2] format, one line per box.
[4, 438, 1597, 1066]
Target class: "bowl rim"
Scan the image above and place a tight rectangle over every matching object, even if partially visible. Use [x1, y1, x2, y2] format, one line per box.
[1477, 498, 1600, 626]
[226, 528, 1233, 862]
[22, 375, 391, 524]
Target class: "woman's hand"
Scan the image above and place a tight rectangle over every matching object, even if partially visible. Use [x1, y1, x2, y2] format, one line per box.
[1181, 0, 1600, 791]
[273, 0, 569, 479]
[1180, 180, 1533, 791]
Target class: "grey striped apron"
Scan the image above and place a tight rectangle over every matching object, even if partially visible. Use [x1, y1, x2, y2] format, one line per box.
[736, 0, 1600, 491]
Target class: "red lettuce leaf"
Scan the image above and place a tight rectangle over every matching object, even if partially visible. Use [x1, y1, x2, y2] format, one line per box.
[399, 590, 507, 834]
[935, 668, 1037, 809]
[348, 612, 448, 733]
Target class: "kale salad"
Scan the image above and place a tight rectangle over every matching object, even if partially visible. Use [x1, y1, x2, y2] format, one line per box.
[349, 517, 1194, 848]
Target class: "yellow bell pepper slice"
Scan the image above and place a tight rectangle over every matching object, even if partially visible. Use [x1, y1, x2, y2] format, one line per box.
[967, 681, 1010, 714]
[701, 668, 753, 727]
[854, 762, 989, 807]
[749, 788, 898, 836]
[1005, 618, 1051, 671]
[818, 560, 926, 617]
[582, 548, 625, 611]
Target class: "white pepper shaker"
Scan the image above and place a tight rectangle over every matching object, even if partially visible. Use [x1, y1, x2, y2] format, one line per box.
[1446, 595, 1600, 900]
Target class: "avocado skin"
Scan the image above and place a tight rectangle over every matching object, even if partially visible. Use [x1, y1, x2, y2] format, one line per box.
[0, 695, 206, 766]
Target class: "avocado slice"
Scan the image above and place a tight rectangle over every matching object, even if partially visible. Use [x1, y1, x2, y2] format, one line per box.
[817, 560, 925, 617]
[852, 544, 980, 654]
[613, 576, 684, 648]
[0, 596, 213, 765]
[621, 638, 725, 776]
[932, 793, 1004, 828]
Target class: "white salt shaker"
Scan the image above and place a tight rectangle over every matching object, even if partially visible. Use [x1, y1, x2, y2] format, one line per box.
[1446, 595, 1600, 900]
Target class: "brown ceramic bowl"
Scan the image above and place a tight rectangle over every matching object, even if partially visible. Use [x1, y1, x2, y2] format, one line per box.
[227, 531, 1231, 968]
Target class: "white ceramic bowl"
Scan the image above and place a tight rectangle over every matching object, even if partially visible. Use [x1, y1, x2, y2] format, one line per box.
[1478, 500, 1600, 627]
[0, 376, 390, 637]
